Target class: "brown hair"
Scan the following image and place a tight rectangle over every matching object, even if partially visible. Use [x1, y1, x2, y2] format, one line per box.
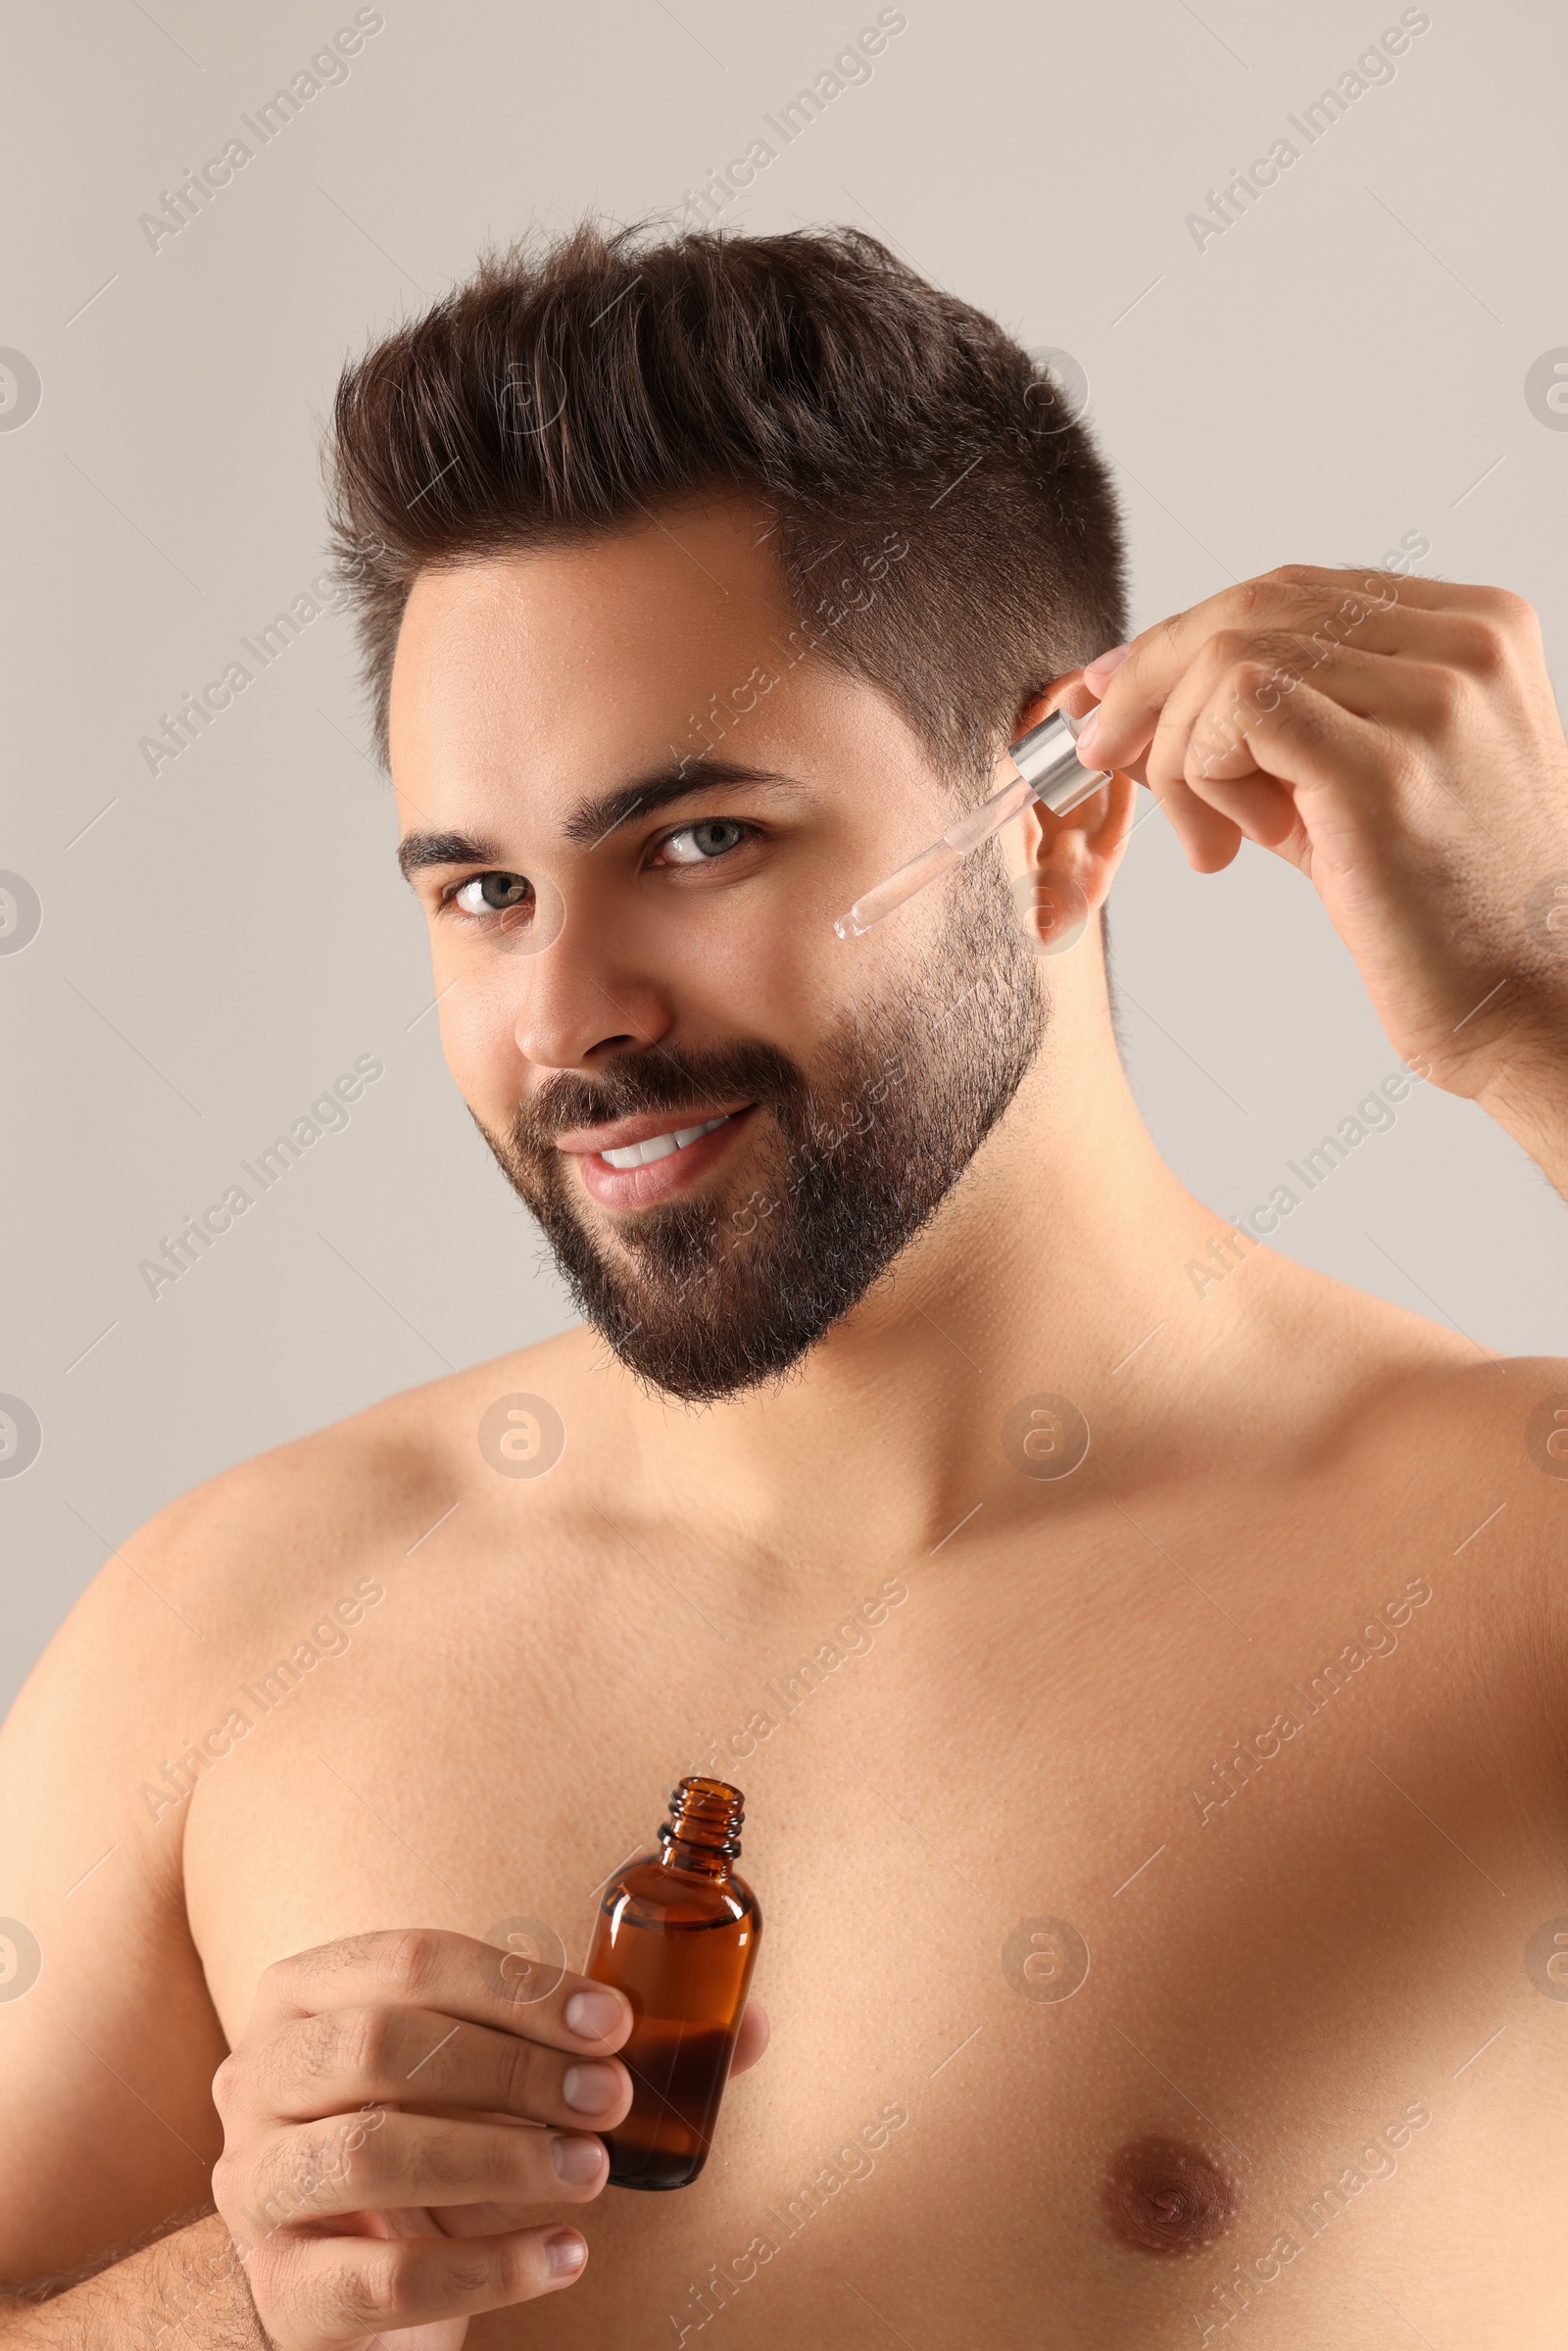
[326, 219, 1128, 787]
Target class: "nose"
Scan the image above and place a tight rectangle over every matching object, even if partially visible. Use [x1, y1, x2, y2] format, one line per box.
[509, 919, 676, 1073]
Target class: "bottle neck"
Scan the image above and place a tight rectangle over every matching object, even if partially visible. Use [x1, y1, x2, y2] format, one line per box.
[656, 1776, 745, 1879]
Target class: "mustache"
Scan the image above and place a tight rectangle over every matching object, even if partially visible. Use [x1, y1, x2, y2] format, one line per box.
[514, 1040, 807, 1155]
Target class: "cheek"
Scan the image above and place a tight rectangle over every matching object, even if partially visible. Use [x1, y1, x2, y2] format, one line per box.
[436, 975, 525, 1108]
[675, 906, 824, 1029]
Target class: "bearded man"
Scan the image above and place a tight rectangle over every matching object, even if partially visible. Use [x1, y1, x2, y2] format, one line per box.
[5, 221, 1568, 2349]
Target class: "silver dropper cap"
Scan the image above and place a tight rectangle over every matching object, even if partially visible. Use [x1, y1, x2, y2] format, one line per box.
[1007, 708, 1109, 817]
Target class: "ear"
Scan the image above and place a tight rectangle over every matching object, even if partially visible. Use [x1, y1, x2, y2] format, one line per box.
[1001, 683, 1136, 954]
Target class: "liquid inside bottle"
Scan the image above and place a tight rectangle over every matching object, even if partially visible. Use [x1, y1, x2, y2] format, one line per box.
[585, 1776, 761, 2190]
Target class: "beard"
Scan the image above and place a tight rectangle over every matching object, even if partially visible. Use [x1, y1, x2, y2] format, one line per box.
[474, 846, 1047, 1404]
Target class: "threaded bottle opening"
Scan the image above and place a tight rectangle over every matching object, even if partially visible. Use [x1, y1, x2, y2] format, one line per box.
[659, 1775, 745, 1862]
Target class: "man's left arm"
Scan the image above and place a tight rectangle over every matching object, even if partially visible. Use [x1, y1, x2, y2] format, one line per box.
[1080, 563, 1568, 1196]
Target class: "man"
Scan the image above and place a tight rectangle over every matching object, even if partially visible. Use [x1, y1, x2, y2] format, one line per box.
[3, 220, 1567, 2348]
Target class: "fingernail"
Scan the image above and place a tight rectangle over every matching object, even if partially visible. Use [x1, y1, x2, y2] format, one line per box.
[546, 2231, 587, 2278]
[1074, 709, 1100, 756]
[550, 2133, 606, 2185]
[564, 1988, 625, 2041]
[1084, 641, 1132, 684]
[563, 2061, 620, 2114]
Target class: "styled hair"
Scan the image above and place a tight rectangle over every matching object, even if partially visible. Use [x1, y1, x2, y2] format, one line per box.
[325, 219, 1128, 786]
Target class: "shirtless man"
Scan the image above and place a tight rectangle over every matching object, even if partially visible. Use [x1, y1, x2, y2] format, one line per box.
[4, 220, 1568, 2350]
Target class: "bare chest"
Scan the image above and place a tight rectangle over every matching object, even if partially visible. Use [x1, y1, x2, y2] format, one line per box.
[182, 1498, 1568, 2345]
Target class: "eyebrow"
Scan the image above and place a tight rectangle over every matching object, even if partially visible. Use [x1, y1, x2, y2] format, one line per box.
[563, 758, 803, 847]
[396, 759, 806, 881]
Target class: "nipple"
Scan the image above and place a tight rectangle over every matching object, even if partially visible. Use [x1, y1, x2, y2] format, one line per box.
[1102, 2136, 1237, 2257]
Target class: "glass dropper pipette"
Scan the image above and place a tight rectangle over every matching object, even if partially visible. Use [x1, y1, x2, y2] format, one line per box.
[833, 698, 1121, 941]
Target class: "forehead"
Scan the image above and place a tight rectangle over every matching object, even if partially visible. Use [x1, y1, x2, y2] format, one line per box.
[388, 500, 798, 789]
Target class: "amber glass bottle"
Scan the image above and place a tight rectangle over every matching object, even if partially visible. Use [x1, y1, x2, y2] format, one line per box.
[585, 1777, 761, 2190]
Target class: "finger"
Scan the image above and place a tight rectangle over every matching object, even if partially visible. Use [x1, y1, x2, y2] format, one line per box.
[227, 2001, 633, 2134]
[240, 2110, 611, 2227]
[1203, 645, 1465, 758]
[430, 2005, 774, 2238]
[1139, 773, 1247, 873]
[1146, 635, 1494, 871]
[731, 1998, 769, 2076]
[1221, 563, 1518, 620]
[251, 2219, 586, 2347]
[1155, 611, 1513, 762]
[1092, 577, 1400, 772]
[249, 1930, 632, 2057]
[1139, 629, 1364, 869]
[435, 2000, 772, 2234]
[1176, 671, 1408, 882]
[1150, 756, 1306, 869]
[1087, 565, 1499, 770]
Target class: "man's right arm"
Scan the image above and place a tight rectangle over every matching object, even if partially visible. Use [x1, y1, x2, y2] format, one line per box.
[0, 1460, 767, 2350]
[0, 1488, 242, 2330]
[0, 1471, 647, 2351]
[0, 2206, 262, 2351]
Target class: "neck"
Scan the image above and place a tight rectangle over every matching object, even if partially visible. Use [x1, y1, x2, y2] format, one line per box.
[609, 942, 1281, 1556]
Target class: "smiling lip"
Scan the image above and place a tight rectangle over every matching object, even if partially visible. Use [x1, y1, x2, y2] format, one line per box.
[560, 1103, 757, 1210]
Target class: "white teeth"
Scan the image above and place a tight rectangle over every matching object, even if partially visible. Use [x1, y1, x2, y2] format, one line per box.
[601, 1114, 730, 1171]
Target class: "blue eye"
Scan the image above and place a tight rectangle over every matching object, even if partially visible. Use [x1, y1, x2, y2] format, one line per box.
[660, 819, 749, 865]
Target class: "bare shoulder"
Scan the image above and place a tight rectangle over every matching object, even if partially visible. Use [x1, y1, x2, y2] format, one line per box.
[21, 1323, 603, 1752]
[140, 1322, 603, 1640]
[1326, 1338, 1568, 1665]
[1329, 1338, 1568, 1511]
[1225, 1242, 1565, 1567]
[1210, 1245, 1568, 1730]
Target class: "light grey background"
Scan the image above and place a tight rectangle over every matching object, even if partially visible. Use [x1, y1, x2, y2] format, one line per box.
[3, 0, 1563, 1710]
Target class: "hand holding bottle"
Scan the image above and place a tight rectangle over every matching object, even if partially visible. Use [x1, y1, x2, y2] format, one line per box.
[210, 1925, 768, 2349]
